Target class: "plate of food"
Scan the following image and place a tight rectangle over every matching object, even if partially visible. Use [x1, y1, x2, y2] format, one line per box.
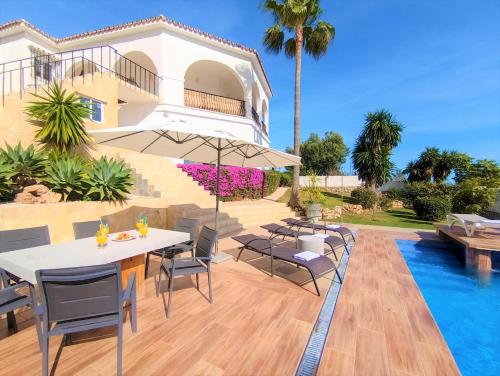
[112, 232, 136, 242]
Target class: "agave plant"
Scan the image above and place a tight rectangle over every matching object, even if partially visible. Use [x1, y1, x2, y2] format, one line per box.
[0, 161, 15, 201]
[0, 143, 47, 187]
[43, 154, 87, 201]
[84, 157, 133, 201]
[25, 82, 91, 152]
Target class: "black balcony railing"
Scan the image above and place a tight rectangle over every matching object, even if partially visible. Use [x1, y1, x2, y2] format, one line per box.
[1, 45, 161, 106]
[184, 88, 246, 117]
[251, 106, 268, 136]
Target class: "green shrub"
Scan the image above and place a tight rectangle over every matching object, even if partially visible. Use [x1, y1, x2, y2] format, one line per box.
[0, 143, 46, 187]
[264, 171, 281, 195]
[384, 188, 405, 201]
[44, 155, 87, 201]
[403, 182, 453, 208]
[452, 179, 496, 214]
[413, 196, 451, 221]
[379, 196, 393, 211]
[84, 157, 133, 201]
[280, 171, 293, 187]
[301, 172, 326, 205]
[351, 187, 378, 209]
[0, 161, 16, 201]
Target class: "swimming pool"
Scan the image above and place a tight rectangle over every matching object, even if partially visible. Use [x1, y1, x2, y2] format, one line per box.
[398, 240, 500, 376]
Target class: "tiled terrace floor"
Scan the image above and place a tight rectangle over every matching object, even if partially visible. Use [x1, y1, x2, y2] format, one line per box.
[318, 229, 460, 376]
[0, 229, 337, 376]
[0, 226, 460, 375]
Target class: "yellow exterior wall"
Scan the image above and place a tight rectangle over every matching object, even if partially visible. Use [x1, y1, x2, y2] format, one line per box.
[0, 73, 120, 148]
[0, 197, 171, 244]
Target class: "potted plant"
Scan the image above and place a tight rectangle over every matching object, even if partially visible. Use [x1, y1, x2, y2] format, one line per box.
[301, 171, 326, 221]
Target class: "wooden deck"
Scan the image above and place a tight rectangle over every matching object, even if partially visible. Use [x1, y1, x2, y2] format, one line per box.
[0, 234, 337, 376]
[0, 227, 462, 375]
[436, 224, 500, 251]
[318, 229, 460, 376]
[436, 224, 500, 271]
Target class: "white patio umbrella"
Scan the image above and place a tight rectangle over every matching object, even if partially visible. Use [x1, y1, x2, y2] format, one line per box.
[90, 122, 300, 261]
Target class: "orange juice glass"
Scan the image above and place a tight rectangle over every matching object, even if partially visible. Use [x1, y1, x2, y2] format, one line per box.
[136, 220, 144, 231]
[139, 224, 148, 238]
[100, 223, 109, 237]
[96, 230, 108, 247]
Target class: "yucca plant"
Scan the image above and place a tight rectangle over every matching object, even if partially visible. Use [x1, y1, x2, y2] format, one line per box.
[25, 82, 92, 152]
[0, 143, 47, 187]
[84, 157, 133, 201]
[43, 154, 87, 201]
[0, 161, 15, 201]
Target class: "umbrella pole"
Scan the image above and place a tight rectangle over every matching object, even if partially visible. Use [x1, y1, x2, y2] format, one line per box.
[214, 140, 221, 255]
[211, 141, 231, 263]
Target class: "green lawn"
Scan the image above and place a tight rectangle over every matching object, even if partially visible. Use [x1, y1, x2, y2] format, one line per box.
[277, 188, 435, 230]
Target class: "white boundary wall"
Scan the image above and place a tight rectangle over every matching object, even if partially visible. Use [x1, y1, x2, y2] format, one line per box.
[299, 176, 362, 188]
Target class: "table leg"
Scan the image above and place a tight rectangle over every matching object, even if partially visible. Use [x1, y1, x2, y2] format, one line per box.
[121, 255, 145, 298]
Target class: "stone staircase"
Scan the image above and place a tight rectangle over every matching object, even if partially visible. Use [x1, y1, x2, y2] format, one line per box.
[102, 148, 297, 237]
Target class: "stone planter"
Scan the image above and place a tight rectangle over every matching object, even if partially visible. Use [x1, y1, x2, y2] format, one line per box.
[306, 202, 323, 220]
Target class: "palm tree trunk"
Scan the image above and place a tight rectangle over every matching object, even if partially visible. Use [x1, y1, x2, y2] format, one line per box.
[290, 26, 303, 209]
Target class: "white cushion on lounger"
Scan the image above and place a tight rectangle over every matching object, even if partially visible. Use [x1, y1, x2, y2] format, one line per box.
[326, 225, 341, 229]
[312, 233, 330, 239]
[479, 219, 500, 224]
[293, 251, 320, 262]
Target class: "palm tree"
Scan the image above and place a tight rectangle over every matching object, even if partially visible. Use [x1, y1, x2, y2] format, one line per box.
[263, 0, 335, 208]
[25, 82, 91, 152]
[352, 110, 403, 189]
[405, 148, 472, 183]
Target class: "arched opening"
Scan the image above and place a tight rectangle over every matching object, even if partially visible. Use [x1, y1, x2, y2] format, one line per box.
[65, 60, 99, 79]
[251, 82, 260, 123]
[184, 60, 246, 116]
[114, 51, 158, 93]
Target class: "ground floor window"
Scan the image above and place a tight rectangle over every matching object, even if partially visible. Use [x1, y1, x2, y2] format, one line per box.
[80, 96, 104, 123]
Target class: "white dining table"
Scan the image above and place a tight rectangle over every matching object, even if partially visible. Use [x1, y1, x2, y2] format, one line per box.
[0, 228, 190, 285]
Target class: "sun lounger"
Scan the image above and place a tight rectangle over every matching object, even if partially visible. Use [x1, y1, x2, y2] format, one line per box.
[281, 218, 356, 244]
[447, 214, 500, 237]
[232, 234, 341, 295]
[261, 223, 348, 258]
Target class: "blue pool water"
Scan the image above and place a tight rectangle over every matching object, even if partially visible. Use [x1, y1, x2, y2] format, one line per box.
[397, 240, 500, 376]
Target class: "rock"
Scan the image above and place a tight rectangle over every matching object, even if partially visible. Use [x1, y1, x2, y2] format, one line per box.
[15, 185, 62, 204]
[322, 203, 365, 219]
[343, 203, 364, 214]
[321, 206, 343, 219]
[391, 200, 404, 209]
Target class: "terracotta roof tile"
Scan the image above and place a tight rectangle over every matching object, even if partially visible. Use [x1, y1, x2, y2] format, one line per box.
[0, 15, 272, 94]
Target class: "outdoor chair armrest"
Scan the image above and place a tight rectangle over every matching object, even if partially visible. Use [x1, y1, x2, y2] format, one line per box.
[0, 280, 30, 294]
[123, 272, 136, 302]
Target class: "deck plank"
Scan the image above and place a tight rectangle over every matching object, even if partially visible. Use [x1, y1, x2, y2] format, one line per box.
[318, 229, 460, 376]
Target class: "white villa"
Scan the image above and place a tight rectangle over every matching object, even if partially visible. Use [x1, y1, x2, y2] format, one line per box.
[0, 15, 271, 146]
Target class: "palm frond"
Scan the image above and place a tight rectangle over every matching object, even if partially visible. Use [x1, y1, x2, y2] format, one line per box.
[304, 21, 335, 59]
[263, 24, 285, 54]
[284, 38, 297, 57]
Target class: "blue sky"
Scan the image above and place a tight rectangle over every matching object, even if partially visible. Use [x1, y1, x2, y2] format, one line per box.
[1, 0, 499, 171]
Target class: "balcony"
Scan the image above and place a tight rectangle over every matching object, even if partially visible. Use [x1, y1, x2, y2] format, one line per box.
[251, 106, 268, 136]
[0, 46, 161, 106]
[184, 88, 246, 117]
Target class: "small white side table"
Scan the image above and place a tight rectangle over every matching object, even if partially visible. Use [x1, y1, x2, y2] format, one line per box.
[298, 235, 325, 255]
